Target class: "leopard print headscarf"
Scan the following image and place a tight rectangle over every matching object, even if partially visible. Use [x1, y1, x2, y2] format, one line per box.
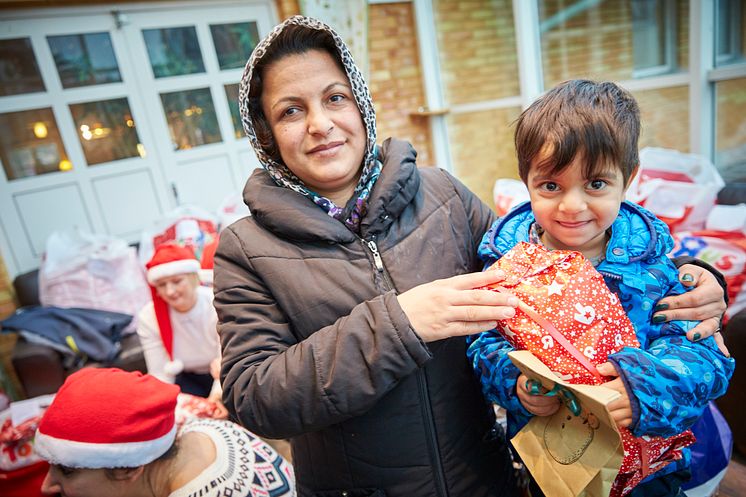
[238, 15, 379, 232]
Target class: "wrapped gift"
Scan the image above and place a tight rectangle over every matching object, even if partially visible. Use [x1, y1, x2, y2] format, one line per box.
[484, 242, 695, 496]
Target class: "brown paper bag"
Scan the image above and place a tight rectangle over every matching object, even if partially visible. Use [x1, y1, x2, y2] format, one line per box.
[509, 350, 624, 497]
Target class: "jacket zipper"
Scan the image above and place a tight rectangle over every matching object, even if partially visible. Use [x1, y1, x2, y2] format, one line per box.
[599, 270, 622, 281]
[417, 369, 449, 497]
[364, 238, 396, 291]
[363, 237, 449, 497]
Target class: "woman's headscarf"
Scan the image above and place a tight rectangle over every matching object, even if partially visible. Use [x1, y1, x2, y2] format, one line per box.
[238, 16, 380, 232]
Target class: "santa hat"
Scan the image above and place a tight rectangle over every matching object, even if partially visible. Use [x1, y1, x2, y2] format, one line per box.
[146, 244, 201, 376]
[35, 368, 179, 468]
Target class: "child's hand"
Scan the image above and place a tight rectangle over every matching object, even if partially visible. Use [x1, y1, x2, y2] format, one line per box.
[596, 362, 633, 428]
[516, 374, 561, 417]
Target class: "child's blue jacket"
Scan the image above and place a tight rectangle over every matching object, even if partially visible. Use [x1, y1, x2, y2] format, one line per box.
[468, 201, 734, 478]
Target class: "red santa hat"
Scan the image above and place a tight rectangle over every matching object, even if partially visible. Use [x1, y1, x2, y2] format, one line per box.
[146, 244, 201, 376]
[35, 368, 179, 468]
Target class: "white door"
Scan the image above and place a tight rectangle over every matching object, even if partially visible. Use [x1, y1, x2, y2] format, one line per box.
[0, 1, 275, 277]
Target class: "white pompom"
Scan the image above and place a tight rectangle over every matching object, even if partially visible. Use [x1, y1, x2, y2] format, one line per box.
[164, 359, 184, 377]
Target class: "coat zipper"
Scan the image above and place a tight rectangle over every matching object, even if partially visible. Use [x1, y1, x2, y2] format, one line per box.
[417, 369, 449, 497]
[363, 237, 449, 497]
[364, 238, 396, 291]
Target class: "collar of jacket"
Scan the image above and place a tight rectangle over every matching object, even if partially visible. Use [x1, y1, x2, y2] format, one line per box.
[242, 138, 420, 244]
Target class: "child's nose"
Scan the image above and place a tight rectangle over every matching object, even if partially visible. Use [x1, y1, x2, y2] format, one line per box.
[559, 191, 587, 213]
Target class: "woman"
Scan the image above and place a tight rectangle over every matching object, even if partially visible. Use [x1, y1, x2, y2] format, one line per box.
[138, 243, 222, 403]
[35, 368, 295, 497]
[214, 16, 728, 497]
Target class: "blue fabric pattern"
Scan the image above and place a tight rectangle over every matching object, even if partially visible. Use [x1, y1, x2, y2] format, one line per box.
[467, 200, 735, 482]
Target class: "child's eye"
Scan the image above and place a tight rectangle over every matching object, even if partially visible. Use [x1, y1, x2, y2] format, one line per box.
[587, 179, 607, 190]
[540, 182, 559, 192]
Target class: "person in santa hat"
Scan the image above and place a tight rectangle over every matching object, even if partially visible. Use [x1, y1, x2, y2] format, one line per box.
[35, 367, 295, 497]
[137, 243, 222, 403]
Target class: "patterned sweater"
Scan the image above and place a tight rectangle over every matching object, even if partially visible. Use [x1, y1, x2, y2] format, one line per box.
[170, 418, 295, 497]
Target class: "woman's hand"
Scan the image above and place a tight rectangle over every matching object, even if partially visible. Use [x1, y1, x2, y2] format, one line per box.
[397, 270, 518, 342]
[654, 264, 728, 354]
[597, 362, 633, 428]
[516, 374, 561, 417]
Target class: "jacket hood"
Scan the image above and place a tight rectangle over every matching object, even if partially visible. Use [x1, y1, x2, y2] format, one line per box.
[480, 201, 673, 264]
[238, 15, 377, 180]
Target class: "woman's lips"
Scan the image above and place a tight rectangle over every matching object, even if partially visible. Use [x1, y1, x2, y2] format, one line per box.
[308, 141, 344, 156]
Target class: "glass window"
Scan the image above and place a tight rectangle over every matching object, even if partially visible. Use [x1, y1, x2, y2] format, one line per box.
[69, 98, 143, 165]
[631, 0, 674, 75]
[716, 0, 744, 67]
[160, 87, 222, 150]
[143, 26, 205, 78]
[447, 107, 521, 207]
[0, 38, 45, 96]
[0, 108, 70, 180]
[210, 22, 259, 70]
[433, 0, 519, 104]
[540, 0, 687, 88]
[47, 32, 122, 88]
[632, 85, 689, 152]
[715, 78, 746, 183]
[224, 83, 243, 139]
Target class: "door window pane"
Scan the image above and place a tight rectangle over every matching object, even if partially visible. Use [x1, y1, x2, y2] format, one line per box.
[224, 83, 243, 139]
[47, 32, 122, 88]
[0, 38, 45, 96]
[433, 0, 519, 105]
[69, 98, 143, 165]
[0, 108, 70, 180]
[210, 22, 259, 70]
[715, 78, 746, 183]
[160, 87, 222, 150]
[540, 0, 688, 88]
[143, 26, 205, 78]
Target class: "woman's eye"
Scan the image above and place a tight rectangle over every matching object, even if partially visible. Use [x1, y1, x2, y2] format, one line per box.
[329, 94, 346, 103]
[282, 107, 299, 117]
[588, 179, 607, 190]
[57, 465, 76, 476]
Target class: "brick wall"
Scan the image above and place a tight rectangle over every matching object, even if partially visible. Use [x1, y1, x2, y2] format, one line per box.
[446, 107, 521, 207]
[274, 0, 299, 20]
[633, 85, 690, 153]
[433, 0, 519, 104]
[0, 255, 15, 319]
[368, 2, 433, 167]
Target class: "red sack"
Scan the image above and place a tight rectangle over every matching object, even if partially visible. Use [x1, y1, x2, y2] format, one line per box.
[484, 242, 695, 496]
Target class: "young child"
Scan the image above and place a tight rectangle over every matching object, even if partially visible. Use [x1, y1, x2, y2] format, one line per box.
[467, 80, 734, 496]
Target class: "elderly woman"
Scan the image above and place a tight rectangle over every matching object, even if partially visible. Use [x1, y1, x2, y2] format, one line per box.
[35, 368, 294, 497]
[214, 16, 728, 497]
[138, 243, 222, 403]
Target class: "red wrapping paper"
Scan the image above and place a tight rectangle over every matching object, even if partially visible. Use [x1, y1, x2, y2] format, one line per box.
[484, 242, 695, 496]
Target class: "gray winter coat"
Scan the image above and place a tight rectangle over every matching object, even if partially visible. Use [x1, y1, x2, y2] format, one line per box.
[214, 138, 515, 497]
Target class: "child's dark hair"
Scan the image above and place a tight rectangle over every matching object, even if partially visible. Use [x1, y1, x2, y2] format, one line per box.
[247, 25, 344, 164]
[515, 80, 640, 185]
